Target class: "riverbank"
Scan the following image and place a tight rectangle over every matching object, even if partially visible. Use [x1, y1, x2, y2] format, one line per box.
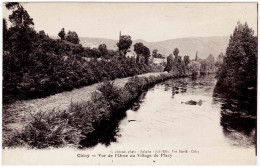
[3, 72, 179, 148]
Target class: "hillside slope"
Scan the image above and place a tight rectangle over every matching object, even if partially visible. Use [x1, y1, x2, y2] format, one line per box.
[79, 36, 229, 59]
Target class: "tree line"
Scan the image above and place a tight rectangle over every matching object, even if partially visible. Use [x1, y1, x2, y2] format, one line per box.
[2, 2, 165, 103]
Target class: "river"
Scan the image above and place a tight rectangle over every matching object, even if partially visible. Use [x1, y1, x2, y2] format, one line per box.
[3, 74, 257, 165]
[81, 74, 256, 165]
[115, 74, 256, 148]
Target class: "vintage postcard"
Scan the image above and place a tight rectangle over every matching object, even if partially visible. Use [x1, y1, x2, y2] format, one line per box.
[2, 2, 257, 165]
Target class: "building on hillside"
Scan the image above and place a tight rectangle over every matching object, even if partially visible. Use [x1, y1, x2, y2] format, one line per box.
[126, 51, 136, 58]
[152, 58, 166, 65]
[81, 41, 98, 49]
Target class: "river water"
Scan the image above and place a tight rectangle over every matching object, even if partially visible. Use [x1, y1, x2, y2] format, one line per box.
[87, 74, 256, 164]
[3, 74, 257, 165]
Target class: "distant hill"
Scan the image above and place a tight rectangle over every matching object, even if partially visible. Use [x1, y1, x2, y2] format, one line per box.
[78, 36, 230, 59]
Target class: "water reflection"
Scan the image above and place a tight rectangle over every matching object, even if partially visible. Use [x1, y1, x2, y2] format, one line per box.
[79, 111, 125, 148]
[163, 78, 188, 98]
[213, 86, 256, 148]
[131, 92, 147, 111]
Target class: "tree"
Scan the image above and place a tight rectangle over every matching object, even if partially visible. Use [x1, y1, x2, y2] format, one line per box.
[157, 53, 164, 59]
[3, 19, 8, 50]
[195, 51, 198, 61]
[183, 55, 190, 66]
[72, 44, 84, 55]
[107, 50, 118, 60]
[4, 2, 36, 55]
[152, 49, 158, 58]
[206, 54, 215, 73]
[142, 46, 151, 65]
[117, 35, 132, 57]
[172, 48, 183, 75]
[39, 30, 47, 38]
[215, 53, 225, 69]
[199, 59, 208, 74]
[188, 61, 201, 77]
[98, 44, 108, 58]
[134, 42, 144, 63]
[58, 28, 65, 40]
[65, 31, 79, 44]
[173, 48, 179, 56]
[5, 2, 34, 28]
[91, 48, 101, 61]
[165, 54, 174, 72]
[3, 18, 7, 37]
[133, 42, 150, 65]
[216, 22, 257, 98]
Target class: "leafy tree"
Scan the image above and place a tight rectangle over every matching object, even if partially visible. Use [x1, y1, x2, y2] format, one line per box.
[216, 22, 257, 98]
[188, 61, 200, 77]
[133, 43, 144, 55]
[3, 19, 8, 50]
[65, 31, 80, 44]
[206, 54, 215, 73]
[4, 2, 36, 56]
[106, 50, 118, 60]
[91, 48, 101, 61]
[173, 48, 179, 56]
[157, 53, 164, 59]
[215, 52, 225, 69]
[58, 28, 65, 40]
[133, 42, 150, 65]
[117, 35, 132, 57]
[6, 2, 34, 28]
[152, 49, 164, 59]
[199, 59, 208, 74]
[39, 30, 47, 38]
[98, 44, 108, 58]
[183, 55, 190, 66]
[3, 18, 7, 37]
[134, 42, 144, 63]
[171, 48, 183, 75]
[72, 44, 84, 55]
[152, 49, 158, 58]
[142, 46, 151, 65]
[216, 53, 224, 62]
[165, 54, 174, 72]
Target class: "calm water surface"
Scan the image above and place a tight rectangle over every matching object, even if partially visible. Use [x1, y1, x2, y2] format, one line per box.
[86, 74, 256, 164]
[109, 75, 256, 147]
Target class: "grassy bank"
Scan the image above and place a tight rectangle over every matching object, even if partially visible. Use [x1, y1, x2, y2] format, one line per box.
[3, 73, 181, 149]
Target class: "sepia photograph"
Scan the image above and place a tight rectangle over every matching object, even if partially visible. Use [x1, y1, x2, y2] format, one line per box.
[1, 1, 258, 165]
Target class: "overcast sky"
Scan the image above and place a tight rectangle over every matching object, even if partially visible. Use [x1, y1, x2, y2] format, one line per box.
[3, 2, 258, 42]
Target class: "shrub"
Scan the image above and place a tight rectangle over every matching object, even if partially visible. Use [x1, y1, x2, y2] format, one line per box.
[4, 110, 81, 148]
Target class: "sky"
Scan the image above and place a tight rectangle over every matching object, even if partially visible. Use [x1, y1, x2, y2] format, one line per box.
[2, 2, 258, 42]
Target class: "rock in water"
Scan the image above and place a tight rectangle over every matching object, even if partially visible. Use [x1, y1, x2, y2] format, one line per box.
[182, 100, 203, 105]
[185, 100, 197, 105]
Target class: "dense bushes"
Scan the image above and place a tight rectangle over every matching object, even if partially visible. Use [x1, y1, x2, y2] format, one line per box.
[3, 47, 157, 103]
[3, 73, 175, 148]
